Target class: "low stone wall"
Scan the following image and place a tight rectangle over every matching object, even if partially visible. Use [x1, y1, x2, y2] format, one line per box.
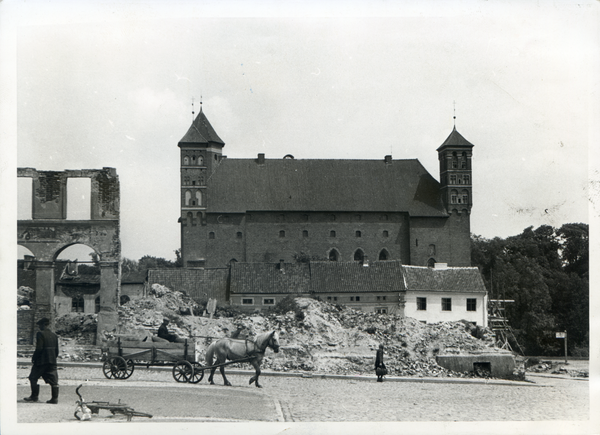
[436, 353, 516, 379]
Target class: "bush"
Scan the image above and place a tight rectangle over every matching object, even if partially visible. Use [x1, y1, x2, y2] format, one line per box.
[270, 295, 305, 321]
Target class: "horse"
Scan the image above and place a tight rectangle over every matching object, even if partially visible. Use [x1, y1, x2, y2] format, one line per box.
[205, 331, 280, 388]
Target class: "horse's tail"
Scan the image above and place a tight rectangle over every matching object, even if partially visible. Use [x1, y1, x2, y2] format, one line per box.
[205, 342, 215, 366]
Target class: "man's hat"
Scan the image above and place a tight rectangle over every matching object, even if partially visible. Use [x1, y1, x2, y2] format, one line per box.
[37, 318, 50, 326]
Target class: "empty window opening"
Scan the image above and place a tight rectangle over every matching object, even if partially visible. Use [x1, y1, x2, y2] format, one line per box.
[379, 249, 389, 260]
[473, 362, 491, 377]
[302, 230, 309, 238]
[442, 298, 452, 311]
[279, 230, 286, 238]
[383, 230, 389, 238]
[329, 249, 339, 261]
[18, 178, 33, 220]
[354, 249, 364, 262]
[330, 230, 336, 237]
[467, 298, 477, 311]
[417, 297, 427, 311]
[72, 295, 85, 313]
[355, 231, 362, 237]
[66, 178, 91, 220]
[209, 232, 215, 239]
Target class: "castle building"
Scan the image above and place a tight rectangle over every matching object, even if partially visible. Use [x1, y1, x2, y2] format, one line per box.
[178, 108, 474, 270]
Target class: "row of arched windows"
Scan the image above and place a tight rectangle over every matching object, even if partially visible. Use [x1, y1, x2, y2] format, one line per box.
[451, 151, 469, 169]
[450, 189, 469, 204]
[328, 248, 390, 261]
[184, 190, 203, 206]
[448, 174, 470, 185]
[182, 155, 204, 166]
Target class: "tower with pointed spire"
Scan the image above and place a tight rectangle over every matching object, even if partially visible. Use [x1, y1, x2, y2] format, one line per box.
[178, 107, 225, 266]
[437, 126, 474, 213]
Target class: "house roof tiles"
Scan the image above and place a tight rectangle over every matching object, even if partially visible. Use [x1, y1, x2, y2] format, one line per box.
[402, 265, 486, 293]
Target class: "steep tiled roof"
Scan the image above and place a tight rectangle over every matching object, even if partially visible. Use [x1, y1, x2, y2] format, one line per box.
[148, 268, 229, 303]
[309, 261, 406, 293]
[402, 265, 486, 293]
[230, 262, 311, 294]
[179, 109, 225, 145]
[436, 126, 474, 151]
[207, 158, 447, 216]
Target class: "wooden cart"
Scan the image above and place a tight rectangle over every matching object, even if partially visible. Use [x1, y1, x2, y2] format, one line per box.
[102, 337, 204, 383]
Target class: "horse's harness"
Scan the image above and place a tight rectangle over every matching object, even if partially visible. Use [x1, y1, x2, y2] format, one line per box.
[239, 334, 272, 359]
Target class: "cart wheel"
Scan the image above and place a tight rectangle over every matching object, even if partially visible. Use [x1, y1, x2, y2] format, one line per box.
[103, 359, 116, 379]
[173, 361, 193, 383]
[189, 365, 204, 383]
[111, 356, 135, 379]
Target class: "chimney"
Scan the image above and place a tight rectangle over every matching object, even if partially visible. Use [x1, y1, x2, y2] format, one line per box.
[384, 155, 392, 164]
[257, 153, 265, 164]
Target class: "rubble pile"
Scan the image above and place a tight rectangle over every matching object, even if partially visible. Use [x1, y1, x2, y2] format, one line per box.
[17, 286, 35, 310]
[53, 285, 506, 378]
[55, 313, 97, 346]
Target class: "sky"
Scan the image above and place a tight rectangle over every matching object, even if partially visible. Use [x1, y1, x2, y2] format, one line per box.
[4, 0, 599, 262]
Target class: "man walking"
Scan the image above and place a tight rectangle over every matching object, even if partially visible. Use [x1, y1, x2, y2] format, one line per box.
[23, 317, 60, 404]
[375, 343, 387, 382]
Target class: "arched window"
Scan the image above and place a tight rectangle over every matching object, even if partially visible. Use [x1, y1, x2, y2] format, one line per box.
[452, 151, 458, 168]
[330, 230, 336, 237]
[302, 230, 308, 238]
[198, 156, 204, 165]
[355, 231, 362, 238]
[183, 156, 190, 165]
[461, 152, 467, 169]
[187, 212, 193, 226]
[229, 258, 238, 265]
[354, 249, 364, 262]
[209, 232, 215, 239]
[191, 156, 196, 165]
[450, 189, 458, 204]
[72, 295, 84, 313]
[279, 230, 286, 238]
[195, 191, 202, 206]
[462, 190, 469, 205]
[185, 190, 192, 206]
[329, 249, 339, 261]
[379, 249, 389, 260]
[383, 230, 389, 238]
[427, 258, 436, 268]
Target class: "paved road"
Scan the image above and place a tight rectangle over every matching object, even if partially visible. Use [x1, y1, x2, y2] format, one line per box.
[13, 361, 592, 432]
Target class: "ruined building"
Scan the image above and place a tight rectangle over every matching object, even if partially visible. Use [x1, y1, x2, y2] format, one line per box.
[17, 168, 121, 344]
[178, 109, 474, 269]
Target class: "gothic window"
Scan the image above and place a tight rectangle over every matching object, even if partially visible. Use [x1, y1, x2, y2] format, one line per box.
[183, 156, 190, 165]
[209, 232, 215, 239]
[198, 156, 204, 165]
[462, 190, 469, 205]
[355, 231, 362, 238]
[191, 156, 196, 165]
[379, 249, 389, 260]
[451, 189, 458, 204]
[330, 230, 336, 237]
[452, 152, 458, 168]
[196, 191, 202, 206]
[72, 295, 84, 313]
[329, 249, 339, 261]
[185, 190, 192, 206]
[354, 249, 364, 262]
[450, 174, 457, 184]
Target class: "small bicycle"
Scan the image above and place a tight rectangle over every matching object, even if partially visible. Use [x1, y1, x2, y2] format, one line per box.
[74, 384, 152, 422]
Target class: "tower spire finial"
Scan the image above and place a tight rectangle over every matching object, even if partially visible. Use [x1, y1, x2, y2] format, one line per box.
[200, 94, 203, 112]
[191, 97, 195, 121]
[453, 100, 456, 128]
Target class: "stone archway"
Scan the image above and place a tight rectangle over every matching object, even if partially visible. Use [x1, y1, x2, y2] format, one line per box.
[17, 168, 121, 344]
